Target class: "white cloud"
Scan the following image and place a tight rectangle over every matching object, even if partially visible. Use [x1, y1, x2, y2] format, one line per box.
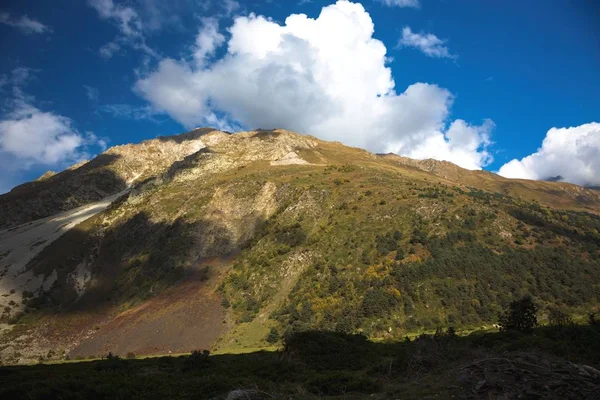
[0, 12, 51, 34]
[88, 0, 142, 37]
[402, 119, 494, 170]
[98, 103, 158, 121]
[377, 0, 420, 8]
[10, 67, 36, 86]
[222, 0, 241, 16]
[85, 131, 109, 152]
[88, 0, 157, 59]
[398, 26, 456, 59]
[99, 40, 121, 59]
[1, 105, 88, 165]
[0, 69, 103, 178]
[193, 18, 225, 66]
[498, 123, 600, 187]
[135, 1, 492, 170]
[83, 85, 99, 101]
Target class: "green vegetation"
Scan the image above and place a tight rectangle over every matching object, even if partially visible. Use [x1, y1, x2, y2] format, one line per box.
[215, 166, 600, 343]
[499, 295, 538, 333]
[4, 131, 600, 364]
[2, 323, 599, 399]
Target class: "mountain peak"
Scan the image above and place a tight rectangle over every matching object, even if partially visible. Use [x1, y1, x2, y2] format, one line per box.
[2, 128, 600, 231]
[2, 126, 600, 366]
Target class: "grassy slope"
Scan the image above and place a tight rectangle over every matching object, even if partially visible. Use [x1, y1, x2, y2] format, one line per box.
[381, 153, 600, 214]
[2, 131, 600, 360]
[217, 152, 600, 349]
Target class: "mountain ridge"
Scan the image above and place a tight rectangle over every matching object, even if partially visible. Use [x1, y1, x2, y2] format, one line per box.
[2, 128, 599, 232]
[1, 127, 600, 364]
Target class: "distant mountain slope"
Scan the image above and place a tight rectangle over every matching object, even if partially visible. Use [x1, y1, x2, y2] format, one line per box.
[1, 128, 600, 364]
[380, 153, 600, 214]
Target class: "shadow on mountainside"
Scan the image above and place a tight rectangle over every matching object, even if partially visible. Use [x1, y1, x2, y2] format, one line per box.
[253, 129, 283, 140]
[22, 210, 235, 313]
[0, 154, 127, 230]
[164, 147, 217, 180]
[507, 204, 600, 245]
[1, 326, 600, 399]
[155, 128, 223, 144]
[3, 209, 243, 359]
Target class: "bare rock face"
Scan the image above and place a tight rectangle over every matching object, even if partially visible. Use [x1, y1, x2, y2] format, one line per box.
[0, 128, 223, 230]
[0, 128, 321, 230]
[161, 129, 317, 183]
[35, 171, 57, 181]
[0, 128, 316, 327]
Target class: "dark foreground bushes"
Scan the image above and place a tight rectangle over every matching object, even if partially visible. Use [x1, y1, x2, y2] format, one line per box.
[1, 325, 600, 399]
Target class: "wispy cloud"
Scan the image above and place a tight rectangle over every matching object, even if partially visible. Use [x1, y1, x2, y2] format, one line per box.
[99, 40, 121, 59]
[0, 12, 51, 35]
[98, 103, 159, 122]
[222, 0, 240, 16]
[88, 0, 157, 59]
[376, 0, 420, 8]
[398, 26, 457, 60]
[83, 85, 99, 101]
[88, 0, 142, 37]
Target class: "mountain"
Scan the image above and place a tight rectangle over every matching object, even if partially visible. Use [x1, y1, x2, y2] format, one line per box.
[380, 154, 600, 212]
[1, 128, 600, 364]
[0, 128, 218, 230]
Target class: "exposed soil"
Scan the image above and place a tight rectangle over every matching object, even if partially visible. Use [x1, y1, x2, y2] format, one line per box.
[69, 257, 233, 358]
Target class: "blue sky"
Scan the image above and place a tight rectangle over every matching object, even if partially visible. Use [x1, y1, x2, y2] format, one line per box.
[1, 0, 599, 193]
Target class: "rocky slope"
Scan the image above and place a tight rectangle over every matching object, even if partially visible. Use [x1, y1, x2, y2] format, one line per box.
[1, 128, 600, 364]
[0, 128, 222, 229]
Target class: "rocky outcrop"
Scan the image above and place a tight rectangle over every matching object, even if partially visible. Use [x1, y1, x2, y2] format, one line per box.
[0, 128, 224, 229]
[458, 351, 600, 399]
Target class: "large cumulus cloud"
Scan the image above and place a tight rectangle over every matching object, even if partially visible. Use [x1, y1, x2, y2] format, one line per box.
[135, 1, 493, 170]
[498, 123, 600, 187]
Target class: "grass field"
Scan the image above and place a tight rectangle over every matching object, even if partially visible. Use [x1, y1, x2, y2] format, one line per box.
[1, 324, 599, 399]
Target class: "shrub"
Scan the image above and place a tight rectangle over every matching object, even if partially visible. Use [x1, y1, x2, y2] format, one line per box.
[221, 297, 230, 308]
[284, 331, 374, 371]
[158, 356, 175, 372]
[199, 266, 210, 282]
[446, 326, 457, 338]
[394, 249, 404, 260]
[266, 327, 280, 344]
[361, 287, 399, 317]
[95, 352, 126, 371]
[306, 371, 380, 396]
[126, 352, 136, 359]
[547, 308, 573, 327]
[498, 295, 538, 333]
[183, 350, 210, 371]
